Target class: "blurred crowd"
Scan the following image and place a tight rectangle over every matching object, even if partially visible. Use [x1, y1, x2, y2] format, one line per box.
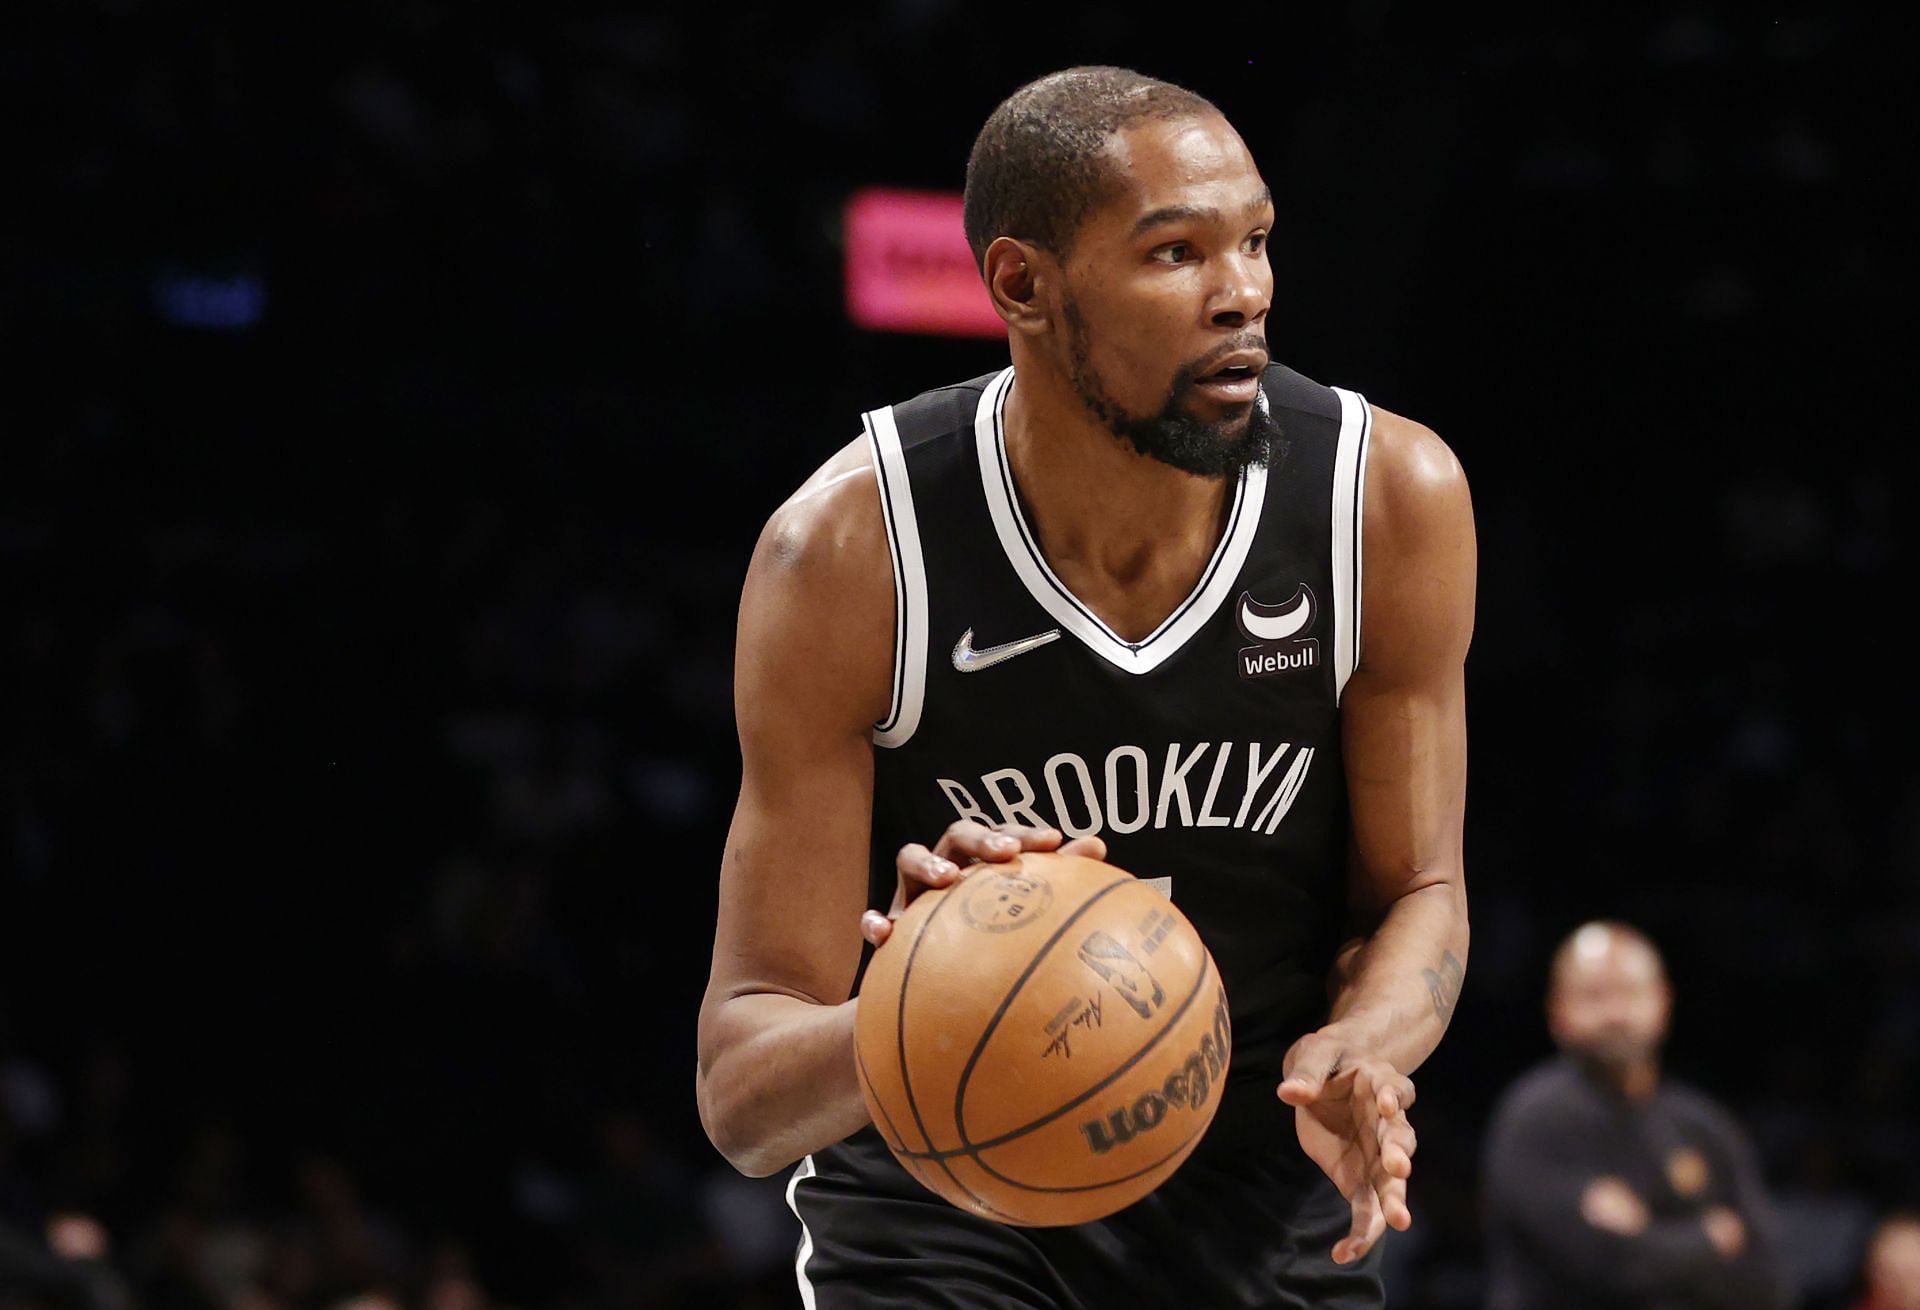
[1, 2, 1913, 1308]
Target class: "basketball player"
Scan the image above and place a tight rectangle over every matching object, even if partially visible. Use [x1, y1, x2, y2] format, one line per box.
[697, 66, 1474, 1307]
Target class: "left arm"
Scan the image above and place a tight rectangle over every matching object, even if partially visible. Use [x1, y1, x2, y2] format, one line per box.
[1277, 405, 1476, 1263]
[1698, 1108, 1796, 1310]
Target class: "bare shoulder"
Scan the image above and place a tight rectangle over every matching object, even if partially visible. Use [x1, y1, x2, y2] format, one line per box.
[739, 435, 895, 731]
[751, 436, 891, 604]
[1356, 405, 1477, 674]
[1364, 405, 1472, 547]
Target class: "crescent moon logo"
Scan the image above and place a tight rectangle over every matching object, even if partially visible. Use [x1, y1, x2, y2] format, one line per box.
[1236, 586, 1316, 643]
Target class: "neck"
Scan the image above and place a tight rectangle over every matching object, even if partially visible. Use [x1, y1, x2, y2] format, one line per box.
[1000, 360, 1234, 638]
[1578, 1052, 1661, 1104]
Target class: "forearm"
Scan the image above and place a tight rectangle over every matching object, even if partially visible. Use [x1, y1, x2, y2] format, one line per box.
[1705, 1164, 1794, 1308]
[697, 991, 868, 1176]
[1488, 1168, 1726, 1297]
[1693, 1243, 1791, 1310]
[1540, 1215, 1724, 1296]
[1319, 880, 1467, 1075]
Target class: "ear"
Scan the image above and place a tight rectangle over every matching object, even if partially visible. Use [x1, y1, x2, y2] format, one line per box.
[981, 236, 1053, 337]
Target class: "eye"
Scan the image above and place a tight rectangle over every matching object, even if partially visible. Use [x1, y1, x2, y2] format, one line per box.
[1149, 242, 1193, 265]
[1244, 231, 1268, 256]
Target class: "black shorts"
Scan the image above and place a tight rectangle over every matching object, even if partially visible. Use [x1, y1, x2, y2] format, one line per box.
[788, 1129, 1383, 1309]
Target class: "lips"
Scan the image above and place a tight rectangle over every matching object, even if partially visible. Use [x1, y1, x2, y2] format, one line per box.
[1200, 349, 1270, 382]
[1193, 349, 1268, 403]
[1194, 353, 1266, 405]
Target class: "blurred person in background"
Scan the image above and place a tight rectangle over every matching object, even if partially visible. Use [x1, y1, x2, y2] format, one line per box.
[1857, 1213, 1920, 1310]
[0, 1212, 129, 1310]
[1481, 921, 1791, 1309]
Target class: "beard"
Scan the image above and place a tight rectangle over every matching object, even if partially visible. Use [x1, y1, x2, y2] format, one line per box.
[1064, 298, 1285, 479]
[1571, 1034, 1659, 1069]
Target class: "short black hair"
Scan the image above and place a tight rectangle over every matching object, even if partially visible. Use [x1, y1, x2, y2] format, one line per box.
[962, 66, 1220, 274]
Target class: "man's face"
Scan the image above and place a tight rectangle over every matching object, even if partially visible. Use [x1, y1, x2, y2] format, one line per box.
[1548, 932, 1672, 1068]
[1050, 114, 1279, 477]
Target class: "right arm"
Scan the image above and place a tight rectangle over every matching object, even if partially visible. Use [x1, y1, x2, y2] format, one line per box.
[694, 441, 897, 1177]
[694, 442, 1081, 1176]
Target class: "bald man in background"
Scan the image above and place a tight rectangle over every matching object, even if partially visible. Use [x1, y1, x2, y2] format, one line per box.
[1481, 921, 1793, 1310]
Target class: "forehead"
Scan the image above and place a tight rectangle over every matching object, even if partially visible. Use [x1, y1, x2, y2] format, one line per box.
[1088, 115, 1267, 227]
[1875, 1224, 1920, 1267]
[1557, 942, 1664, 992]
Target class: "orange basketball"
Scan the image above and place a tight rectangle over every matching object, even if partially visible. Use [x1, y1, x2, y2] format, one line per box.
[853, 851, 1231, 1227]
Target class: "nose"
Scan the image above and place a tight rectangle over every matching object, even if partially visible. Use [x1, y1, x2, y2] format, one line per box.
[1209, 251, 1270, 329]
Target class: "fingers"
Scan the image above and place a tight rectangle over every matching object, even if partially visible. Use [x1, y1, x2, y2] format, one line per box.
[1058, 834, 1108, 861]
[1376, 1071, 1417, 1117]
[1277, 1033, 1342, 1105]
[1348, 1064, 1386, 1188]
[1375, 1132, 1413, 1231]
[929, 820, 1063, 866]
[1332, 1184, 1387, 1265]
[879, 823, 1070, 949]
[1376, 1115, 1417, 1181]
[1360, 1068, 1415, 1231]
[1276, 1041, 1417, 1260]
[1276, 1077, 1319, 1106]
[1375, 1083, 1418, 1183]
[893, 843, 961, 897]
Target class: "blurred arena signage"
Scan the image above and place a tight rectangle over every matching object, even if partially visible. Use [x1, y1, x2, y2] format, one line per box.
[844, 188, 1003, 339]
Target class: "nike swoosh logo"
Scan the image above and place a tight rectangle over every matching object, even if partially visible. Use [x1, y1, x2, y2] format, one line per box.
[1238, 588, 1313, 642]
[952, 627, 1062, 673]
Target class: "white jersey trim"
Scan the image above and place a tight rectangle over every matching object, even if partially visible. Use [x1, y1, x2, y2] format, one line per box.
[785, 1155, 819, 1310]
[865, 406, 928, 749]
[1330, 387, 1372, 703]
[974, 367, 1270, 676]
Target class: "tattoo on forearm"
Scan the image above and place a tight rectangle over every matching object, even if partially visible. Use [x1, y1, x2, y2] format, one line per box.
[1422, 951, 1464, 1022]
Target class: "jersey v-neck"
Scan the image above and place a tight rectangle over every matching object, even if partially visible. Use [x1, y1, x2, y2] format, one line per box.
[971, 366, 1270, 675]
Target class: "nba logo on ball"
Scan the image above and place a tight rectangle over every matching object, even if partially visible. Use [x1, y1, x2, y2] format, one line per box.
[854, 853, 1231, 1226]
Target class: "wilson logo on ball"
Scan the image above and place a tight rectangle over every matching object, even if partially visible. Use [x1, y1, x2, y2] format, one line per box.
[1078, 986, 1231, 1155]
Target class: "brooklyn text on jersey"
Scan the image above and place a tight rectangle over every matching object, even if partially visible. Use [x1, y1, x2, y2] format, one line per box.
[937, 740, 1319, 839]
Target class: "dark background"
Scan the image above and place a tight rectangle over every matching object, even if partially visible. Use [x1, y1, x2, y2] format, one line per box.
[1, 3, 1914, 1308]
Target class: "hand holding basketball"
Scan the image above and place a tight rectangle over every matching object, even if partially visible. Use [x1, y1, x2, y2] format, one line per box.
[854, 852, 1229, 1227]
[860, 821, 1109, 948]
[1278, 1030, 1419, 1264]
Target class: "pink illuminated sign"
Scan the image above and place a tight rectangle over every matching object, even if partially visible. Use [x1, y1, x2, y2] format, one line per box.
[843, 188, 1004, 339]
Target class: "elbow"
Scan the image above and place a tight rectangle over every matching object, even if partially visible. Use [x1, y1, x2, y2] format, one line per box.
[696, 1063, 792, 1179]
[708, 1123, 789, 1179]
[712, 1134, 789, 1180]
[732, 1152, 789, 1180]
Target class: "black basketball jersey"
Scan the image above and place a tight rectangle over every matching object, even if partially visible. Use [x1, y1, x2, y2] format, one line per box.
[861, 361, 1372, 1099]
[786, 363, 1384, 1310]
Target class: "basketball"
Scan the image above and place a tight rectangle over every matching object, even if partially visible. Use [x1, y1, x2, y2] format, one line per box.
[853, 851, 1231, 1227]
